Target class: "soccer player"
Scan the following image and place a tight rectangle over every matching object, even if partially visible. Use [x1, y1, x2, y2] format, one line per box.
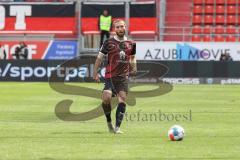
[93, 19, 136, 134]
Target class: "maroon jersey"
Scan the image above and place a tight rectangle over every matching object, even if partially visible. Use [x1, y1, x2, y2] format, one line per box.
[100, 37, 136, 78]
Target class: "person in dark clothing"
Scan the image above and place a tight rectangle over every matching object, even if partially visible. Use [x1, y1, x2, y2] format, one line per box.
[94, 19, 137, 134]
[220, 53, 233, 61]
[225, 53, 233, 61]
[13, 42, 28, 60]
[219, 53, 226, 61]
[0, 44, 7, 60]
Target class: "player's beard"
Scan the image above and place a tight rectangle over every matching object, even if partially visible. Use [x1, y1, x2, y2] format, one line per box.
[116, 30, 125, 38]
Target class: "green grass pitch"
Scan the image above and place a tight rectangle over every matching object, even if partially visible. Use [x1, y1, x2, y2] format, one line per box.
[0, 82, 240, 160]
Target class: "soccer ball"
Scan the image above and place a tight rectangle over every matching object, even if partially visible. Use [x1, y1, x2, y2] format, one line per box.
[168, 125, 185, 141]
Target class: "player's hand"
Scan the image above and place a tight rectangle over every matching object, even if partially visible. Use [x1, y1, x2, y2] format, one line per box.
[129, 70, 137, 76]
[94, 74, 100, 83]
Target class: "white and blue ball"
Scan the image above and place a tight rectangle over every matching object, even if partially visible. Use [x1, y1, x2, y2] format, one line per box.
[168, 125, 185, 141]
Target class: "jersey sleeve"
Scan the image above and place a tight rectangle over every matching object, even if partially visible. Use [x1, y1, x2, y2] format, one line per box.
[131, 42, 136, 55]
[99, 40, 109, 55]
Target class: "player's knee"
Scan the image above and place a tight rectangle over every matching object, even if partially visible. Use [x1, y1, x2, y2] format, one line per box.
[102, 97, 111, 104]
[102, 95, 111, 103]
[118, 95, 127, 103]
[102, 91, 112, 103]
[118, 91, 127, 103]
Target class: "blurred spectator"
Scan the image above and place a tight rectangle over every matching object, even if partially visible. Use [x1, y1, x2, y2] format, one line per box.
[225, 53, 233, 61]
[99, 9, 112, 47]
[0, 44, 7, 60]
[220, 53, 233, 61]
[12, 42, 28, 60]
[219, 53, 226, 61]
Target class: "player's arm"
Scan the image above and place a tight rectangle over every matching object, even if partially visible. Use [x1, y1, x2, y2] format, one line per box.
[130, 55, 137, 75]
[93, 52, 104, 82]
[93, 40, 108, 82]
[130, 42, 137, 75]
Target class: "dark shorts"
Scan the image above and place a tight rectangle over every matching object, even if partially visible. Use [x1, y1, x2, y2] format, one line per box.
[103, 76, 128, 96]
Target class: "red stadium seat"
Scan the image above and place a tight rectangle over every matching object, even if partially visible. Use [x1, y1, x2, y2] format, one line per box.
[192, 35, 202, 41]
[215, 15, 225, 24]
[214, 35, 225, 42]
[226, 25, 236, 34]
[214, 25, 225, 34]
[227, 15, 237, 24]
[216, 0, 225, 5]
[129, 17, 157, 37]
[192, 25, 202, 34]
[204, 15, 214, 24]
[238, 16, 240, 24]
[227, 6, 236, 15]
[227, 0, 237, 5]
[216, 5, 225, 15]
[193, 15, 202, 24]
[203, 35, 211, 41]
[226, 35, 236, 42]
[204, 5, 214, 14]
[194, 0, 203, 5]
[205, 0, 214, 5]
[194, 5, 203, 14]
[203, 25, 213, 34]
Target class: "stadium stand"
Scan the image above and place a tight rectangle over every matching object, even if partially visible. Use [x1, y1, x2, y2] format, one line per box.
[0, 0, 239, 51]
[129, 1, 158, 40]
[163, 0, 192, 41]
[192, 0, 240, 42]
[80, 0, 158, 49]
